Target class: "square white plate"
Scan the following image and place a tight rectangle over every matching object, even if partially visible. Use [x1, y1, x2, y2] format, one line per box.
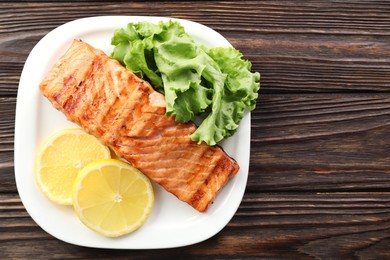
[14, 16, 250, 249]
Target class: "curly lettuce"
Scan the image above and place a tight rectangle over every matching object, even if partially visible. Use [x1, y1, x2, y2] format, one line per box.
[111, 20, 260, 145]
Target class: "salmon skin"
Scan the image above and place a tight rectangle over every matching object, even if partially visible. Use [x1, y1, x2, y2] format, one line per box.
[39, 39, 240, 212]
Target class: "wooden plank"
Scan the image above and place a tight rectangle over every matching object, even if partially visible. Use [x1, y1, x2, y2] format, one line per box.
[1, 193, 389, 258]
[1, 1, 390, 35]
[1, 1, 390, 95]
[0, 98, 15, 193]
[238, 33, 390, 93]
[250, 93, 390, 191]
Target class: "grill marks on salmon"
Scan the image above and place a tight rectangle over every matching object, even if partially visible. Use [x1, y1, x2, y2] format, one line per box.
[39, 40, 240, 212]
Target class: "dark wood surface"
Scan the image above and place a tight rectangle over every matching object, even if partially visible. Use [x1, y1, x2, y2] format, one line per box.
[2, 1, 390, 259]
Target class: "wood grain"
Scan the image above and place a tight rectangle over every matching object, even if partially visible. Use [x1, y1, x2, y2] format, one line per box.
[2, 1, 390, 94]
[1, 193, 390, 259]
[2, 0, 390, 258]
[250, 93, 390, 191]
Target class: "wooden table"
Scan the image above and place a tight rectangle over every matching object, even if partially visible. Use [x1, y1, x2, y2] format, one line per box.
[2, 1, 390, 258]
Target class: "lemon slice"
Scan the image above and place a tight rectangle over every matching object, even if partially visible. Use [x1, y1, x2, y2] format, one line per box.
[73, 159, 154, 237]
[34, 128, 111, 205]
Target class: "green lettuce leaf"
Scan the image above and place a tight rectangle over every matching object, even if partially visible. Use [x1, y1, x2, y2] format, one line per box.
[110, 20, 260, 145]
[191, 47, 260, 145]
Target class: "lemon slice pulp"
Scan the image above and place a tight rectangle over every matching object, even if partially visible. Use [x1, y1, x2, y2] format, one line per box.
[34, 128, 111, 205]
[73, 159, 154, 237]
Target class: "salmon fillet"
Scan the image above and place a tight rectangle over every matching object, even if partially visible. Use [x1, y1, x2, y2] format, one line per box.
[39, 39, 239, 212]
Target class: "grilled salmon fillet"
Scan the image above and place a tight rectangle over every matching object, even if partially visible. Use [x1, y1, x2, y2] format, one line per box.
[39, 39, 240, 212]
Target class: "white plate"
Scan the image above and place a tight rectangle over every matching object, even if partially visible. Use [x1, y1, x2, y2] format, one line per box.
[14, 16, 250, 249]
